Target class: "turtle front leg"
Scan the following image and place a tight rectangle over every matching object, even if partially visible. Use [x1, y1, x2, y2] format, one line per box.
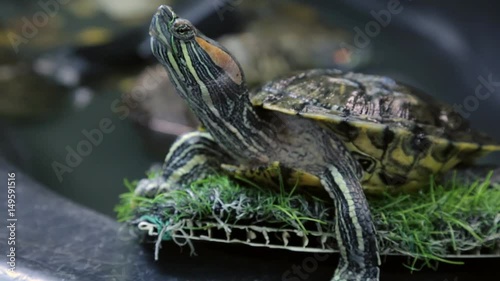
[321, 164, 380, 281]
[135, 131, 232, 197]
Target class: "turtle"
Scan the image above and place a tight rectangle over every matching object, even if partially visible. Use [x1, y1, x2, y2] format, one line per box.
[142, 5, 500, 281]
[127, 2, 371, 155]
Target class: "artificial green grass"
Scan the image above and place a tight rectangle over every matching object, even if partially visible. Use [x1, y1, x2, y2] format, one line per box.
[116, 170, 500, 270]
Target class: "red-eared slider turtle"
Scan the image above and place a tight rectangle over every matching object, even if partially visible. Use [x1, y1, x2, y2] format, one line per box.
[144, 5, 500, 281]
[127, 2, 370, 155]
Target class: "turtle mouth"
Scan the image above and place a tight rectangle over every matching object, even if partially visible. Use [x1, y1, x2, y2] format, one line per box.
[149, 5, 176, 49]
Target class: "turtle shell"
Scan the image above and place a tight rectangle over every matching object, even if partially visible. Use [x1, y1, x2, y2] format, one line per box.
[250, 69, 500, 193]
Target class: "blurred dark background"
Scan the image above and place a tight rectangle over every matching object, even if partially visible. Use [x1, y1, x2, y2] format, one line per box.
[1, 0, 499, 217]
[0, 0, 499, 280]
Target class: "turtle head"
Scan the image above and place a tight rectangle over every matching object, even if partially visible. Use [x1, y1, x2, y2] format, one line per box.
[150, 5, 246, 107]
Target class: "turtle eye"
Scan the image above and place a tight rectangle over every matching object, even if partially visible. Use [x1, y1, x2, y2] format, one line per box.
[172, 20, 194, 39]
[176, 24, 190, 34]
[358, 159, 374, 172]
[352, 152, 376, 173]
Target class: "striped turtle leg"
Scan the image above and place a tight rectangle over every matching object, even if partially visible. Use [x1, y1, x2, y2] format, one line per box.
[135, 131, 232, 197]
[320, 164, 380, 281]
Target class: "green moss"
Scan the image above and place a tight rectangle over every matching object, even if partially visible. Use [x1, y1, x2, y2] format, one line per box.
[116, 170, 500, 270]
